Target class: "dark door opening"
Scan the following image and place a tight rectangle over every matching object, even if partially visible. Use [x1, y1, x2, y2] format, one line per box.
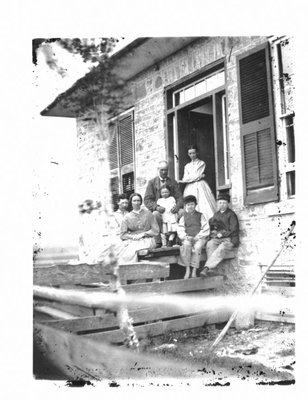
[177, 96, 216, 195]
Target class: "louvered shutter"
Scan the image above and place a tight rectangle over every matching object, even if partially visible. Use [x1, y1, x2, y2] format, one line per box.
[237, 44, 278, 204]
[119, 113, 135, 198]
[119, 114, 134, 166]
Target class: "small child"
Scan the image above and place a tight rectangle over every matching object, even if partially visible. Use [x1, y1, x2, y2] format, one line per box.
[177, 195, 210, 279]
[157, 184, 178, 247]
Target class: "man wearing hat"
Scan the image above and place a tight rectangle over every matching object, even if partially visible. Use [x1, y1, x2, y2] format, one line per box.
[200, 192, 239, 277]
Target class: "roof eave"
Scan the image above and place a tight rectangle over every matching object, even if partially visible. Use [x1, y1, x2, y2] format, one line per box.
[41, 37, 200, 118]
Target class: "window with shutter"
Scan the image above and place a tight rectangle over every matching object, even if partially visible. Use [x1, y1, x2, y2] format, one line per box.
[119, 115, 134, 167]
[108, 110, 135, 210]
[237, 44, 278, 205]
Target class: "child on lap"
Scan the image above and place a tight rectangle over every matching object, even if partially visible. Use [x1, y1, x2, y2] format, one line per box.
[157, 184, 178, 247]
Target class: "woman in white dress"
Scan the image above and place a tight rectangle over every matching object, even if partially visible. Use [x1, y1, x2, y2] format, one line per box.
[179, 145, 216, 220]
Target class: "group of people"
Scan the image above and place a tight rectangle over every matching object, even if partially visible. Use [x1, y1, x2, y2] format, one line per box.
[111, 145, 239, 279]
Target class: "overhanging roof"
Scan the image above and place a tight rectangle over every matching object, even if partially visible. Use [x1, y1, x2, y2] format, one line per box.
[41, 37, 199, 118]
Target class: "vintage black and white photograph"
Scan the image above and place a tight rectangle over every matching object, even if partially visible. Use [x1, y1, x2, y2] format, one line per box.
[31, 34, 297, 387]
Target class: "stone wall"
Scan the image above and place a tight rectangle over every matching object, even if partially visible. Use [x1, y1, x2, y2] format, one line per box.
[129, 36, 267, 199]
[127, 36, 296, 287]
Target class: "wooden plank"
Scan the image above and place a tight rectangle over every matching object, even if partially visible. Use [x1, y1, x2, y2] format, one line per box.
[137, 247, 180, 258]
[255, 312, 295, 324]
[261, 286, 295, 297]
[33, 276, 223, 313]
[34, 306, 78, 320]
[41, 296, 229, 333]
[34, 299, 95, 317]
[122, 276, 223, 294]
[263, 276, 295, 281]
[138, 248, 236, 262]
[82, 309, 232, 344]
[265, 271, 295, 275]
[34, 322, 201, 380]
[264, 281, 295, 285]
[42, 315, 115, 333]
[260, 264, 294, 269]
[118, 262, 170, 282]
[34, 263, 109, 286]
[34, 261, 169, 286]
[265, 281, 295, 286]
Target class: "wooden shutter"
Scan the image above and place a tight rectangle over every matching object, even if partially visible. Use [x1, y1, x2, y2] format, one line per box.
[109, 123, 119, 170]
[108, 111, 135, 207]
[237, 44, 278, 205]
[119, 112, 135, 198]
[119, 114, 134, 167]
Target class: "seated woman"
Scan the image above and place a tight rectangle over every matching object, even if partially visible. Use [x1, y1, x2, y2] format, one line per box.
[119, 193, 159, 263]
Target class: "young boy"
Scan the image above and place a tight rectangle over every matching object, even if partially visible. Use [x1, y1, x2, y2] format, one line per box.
[199, 192, 239, 277]
[177, 195, 210, 279]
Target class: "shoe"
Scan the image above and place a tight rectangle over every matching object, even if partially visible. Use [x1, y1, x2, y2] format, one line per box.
[199, 266, 209, 277]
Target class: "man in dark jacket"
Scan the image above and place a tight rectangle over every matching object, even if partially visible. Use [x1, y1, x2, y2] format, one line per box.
[144, 161, 183, 236]
[200, 192, 239, 276]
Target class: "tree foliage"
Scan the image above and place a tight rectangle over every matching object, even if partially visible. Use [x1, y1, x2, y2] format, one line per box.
[32, 37, 119, 66]
[33, 37, 128, 116]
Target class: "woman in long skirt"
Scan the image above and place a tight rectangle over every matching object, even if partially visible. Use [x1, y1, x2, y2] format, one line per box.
[119, 193, 159, 263]
[179, 145, 216, 220]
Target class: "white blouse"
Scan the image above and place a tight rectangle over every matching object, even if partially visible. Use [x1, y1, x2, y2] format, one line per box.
[181, 159, 205, 183]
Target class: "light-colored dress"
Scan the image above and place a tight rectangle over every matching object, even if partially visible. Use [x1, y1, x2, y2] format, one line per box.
[157, 196, 178, 233]
[181, 159, 216, 220]
[113, 209, 129, 235]
[119, 208, 159, 263]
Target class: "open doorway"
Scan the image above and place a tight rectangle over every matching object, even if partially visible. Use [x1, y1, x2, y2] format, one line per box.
[166, 65, 230, 195]
[176, 96, 216, 194]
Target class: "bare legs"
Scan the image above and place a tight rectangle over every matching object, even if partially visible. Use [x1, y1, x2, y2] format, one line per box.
[179, 236, 206, 279]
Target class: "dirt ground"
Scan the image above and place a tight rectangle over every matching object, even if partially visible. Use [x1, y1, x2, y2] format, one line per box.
[141, 320, 295, 385]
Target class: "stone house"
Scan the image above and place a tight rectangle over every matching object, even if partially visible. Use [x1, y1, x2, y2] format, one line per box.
[41, 36, 295, 289]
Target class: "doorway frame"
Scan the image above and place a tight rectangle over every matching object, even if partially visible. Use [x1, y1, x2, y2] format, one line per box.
[165, 58, 231, 194]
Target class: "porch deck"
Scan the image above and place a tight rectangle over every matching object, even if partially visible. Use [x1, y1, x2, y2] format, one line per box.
[33, 257, 231, 346]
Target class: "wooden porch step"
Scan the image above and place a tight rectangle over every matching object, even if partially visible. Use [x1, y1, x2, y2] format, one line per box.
[121, 275, 223, 294]
[34, 276, 224, 318]
[34, 261, 170, 286]
[39, 304, 231, 345]
[137, 246, 236, 263]
[39, 290, 229, 334]
[80, 309, 232, 344]
[34, 259, 225, 345]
